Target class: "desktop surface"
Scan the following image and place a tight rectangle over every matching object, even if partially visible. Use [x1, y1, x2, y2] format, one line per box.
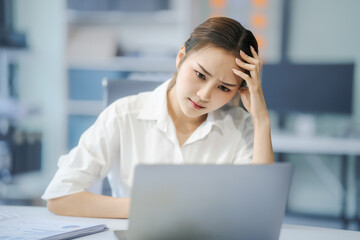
[1, 205, 360, 240]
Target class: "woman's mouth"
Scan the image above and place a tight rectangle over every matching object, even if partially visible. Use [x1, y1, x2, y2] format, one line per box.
[189, 98, 205, 109]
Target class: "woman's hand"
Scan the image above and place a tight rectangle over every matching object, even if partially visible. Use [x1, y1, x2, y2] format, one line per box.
[232, 46, 269, 121]
[232, 47, 274, 164]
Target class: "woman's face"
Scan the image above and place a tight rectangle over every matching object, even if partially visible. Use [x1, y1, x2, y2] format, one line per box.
[172, 46, 242, 119]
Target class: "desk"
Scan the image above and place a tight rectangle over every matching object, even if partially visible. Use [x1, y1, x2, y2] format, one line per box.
[1, 205, 360, 240]
[272, 132, 360, 155]
[272, 132, 360, 229]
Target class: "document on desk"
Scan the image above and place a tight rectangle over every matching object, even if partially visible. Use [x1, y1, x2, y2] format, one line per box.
[0, 215, 108, 240]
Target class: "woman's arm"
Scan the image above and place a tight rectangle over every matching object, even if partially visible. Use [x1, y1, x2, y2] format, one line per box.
[252, 116, 274, 164]
[47, 191, 130, 219]
[232, 46, 274, 164]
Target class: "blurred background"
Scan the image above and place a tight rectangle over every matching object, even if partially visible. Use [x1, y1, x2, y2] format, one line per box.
[0, 0, 359, 231]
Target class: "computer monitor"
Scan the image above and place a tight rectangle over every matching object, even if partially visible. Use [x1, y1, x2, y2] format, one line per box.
[262, 63, 354, 115]
[261, 63, 354, 134]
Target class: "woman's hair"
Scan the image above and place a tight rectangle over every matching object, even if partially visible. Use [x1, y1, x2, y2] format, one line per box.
[182, 16, 258, 65]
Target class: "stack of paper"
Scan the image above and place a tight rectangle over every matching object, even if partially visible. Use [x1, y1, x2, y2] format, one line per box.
[0, 215, 108, 240]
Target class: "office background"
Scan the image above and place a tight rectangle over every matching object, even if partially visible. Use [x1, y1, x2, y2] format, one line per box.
[1, 0, 359, 230]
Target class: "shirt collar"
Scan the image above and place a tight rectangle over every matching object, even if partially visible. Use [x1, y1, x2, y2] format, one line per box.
[207, 110, 225, 132]
[137, 80, 172, 133]
[137, 79, 170, 121]
[137, 79, 225, 134]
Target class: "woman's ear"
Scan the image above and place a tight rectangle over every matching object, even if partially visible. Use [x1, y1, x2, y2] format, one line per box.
[176, 45, 186, 69]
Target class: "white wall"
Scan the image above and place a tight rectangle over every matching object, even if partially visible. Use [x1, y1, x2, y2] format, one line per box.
[289, 0, 360, 125]
[14, 0, 67, 185]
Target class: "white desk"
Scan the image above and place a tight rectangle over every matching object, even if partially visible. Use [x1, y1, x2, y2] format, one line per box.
[1, 205, 360, 240]
[272, 132, 360, 155]
[272, 132, 360, 229]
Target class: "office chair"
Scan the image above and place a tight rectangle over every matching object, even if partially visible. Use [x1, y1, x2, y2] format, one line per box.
[102, 78, 164, 106]
[96, 77, 163, 196]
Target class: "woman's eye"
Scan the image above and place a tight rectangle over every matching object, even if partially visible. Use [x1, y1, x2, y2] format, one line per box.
[218, 85, 230, 92]
[195, 71, 206, 80]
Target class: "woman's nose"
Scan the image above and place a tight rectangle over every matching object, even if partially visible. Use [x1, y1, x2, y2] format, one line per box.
[197, 83, 212, 102]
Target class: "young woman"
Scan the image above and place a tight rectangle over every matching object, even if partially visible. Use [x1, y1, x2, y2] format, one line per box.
[43, 16, 274, 218]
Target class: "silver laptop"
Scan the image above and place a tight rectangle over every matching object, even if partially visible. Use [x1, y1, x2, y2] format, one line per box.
[115, 163, 293, 240]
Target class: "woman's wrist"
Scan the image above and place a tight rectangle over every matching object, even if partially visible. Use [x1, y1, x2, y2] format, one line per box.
[117, 198, 131, 219]
[252, 112, 270, 127]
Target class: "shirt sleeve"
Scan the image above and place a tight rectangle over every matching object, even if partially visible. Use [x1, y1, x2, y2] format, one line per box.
[42, 105, 120, 200]
[233, 112, 254, 165]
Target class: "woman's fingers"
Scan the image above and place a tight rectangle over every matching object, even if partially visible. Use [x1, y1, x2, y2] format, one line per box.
[250, 46, 262, 70]
[250, 46, 259, 59]
[235, 58, 255, 71]
[240, 47, 262, 71]
[232, 68, 249, 80]
[233, 46, 263, 94]
[240, 49, 259, 65]
[234, 58, 258, 84]
[232, 68, 253, 88]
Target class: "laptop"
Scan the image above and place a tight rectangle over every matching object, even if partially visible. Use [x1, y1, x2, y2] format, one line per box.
[115, 163, 293, 240]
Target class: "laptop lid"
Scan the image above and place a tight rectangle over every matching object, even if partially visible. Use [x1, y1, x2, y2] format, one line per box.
[126, 163, 293, 240]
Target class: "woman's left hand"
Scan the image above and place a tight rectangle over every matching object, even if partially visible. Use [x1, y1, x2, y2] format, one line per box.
[232, 46, 269, 121]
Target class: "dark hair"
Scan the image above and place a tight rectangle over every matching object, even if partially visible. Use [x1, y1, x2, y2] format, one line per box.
[184, 16, 258, 61]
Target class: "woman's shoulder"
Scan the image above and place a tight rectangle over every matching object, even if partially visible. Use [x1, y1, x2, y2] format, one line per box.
[105, 80, 168, 117]
[214, 106, 253, 130]
[114, 92, 152, 111]
[100, 91, 153, 120]
[218, 105, 251, 120]
[99, 80, 169, 124]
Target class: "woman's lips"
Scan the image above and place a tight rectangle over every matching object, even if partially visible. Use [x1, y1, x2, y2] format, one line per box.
[189, 98, 205, 109]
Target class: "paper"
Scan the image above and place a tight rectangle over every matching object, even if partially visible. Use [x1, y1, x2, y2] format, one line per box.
[0, 215, 108, 240]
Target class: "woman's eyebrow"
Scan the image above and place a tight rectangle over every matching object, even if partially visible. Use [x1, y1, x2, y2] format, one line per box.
[197, 63, 237, 87]
[197, 63, 213, 77]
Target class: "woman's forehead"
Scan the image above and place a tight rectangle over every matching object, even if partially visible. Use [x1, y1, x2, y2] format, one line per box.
[188, 47, 237, 67]
[187, 47, 240, 83]
[189, 46, 234, 57]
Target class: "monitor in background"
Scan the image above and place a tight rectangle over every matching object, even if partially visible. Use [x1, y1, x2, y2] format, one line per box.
[261, 63, 354, 135]
[262, 63, 354, 114]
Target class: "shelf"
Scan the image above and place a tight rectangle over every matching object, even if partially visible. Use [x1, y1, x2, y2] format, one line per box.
[0, 97, 41, 120]
[0, 47, 29, 62]
[66, 9, 179, 26]
[67, 56, 176, 72]
[64, 4, 182, 148]
[67, 100, 104, 116]
[0, 98, 25, 119]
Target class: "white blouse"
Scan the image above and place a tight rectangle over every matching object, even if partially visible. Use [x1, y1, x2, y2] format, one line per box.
[42, 80, 254, 200]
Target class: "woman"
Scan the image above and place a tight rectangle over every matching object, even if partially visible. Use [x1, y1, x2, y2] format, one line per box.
[43, 16, 274, 218]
